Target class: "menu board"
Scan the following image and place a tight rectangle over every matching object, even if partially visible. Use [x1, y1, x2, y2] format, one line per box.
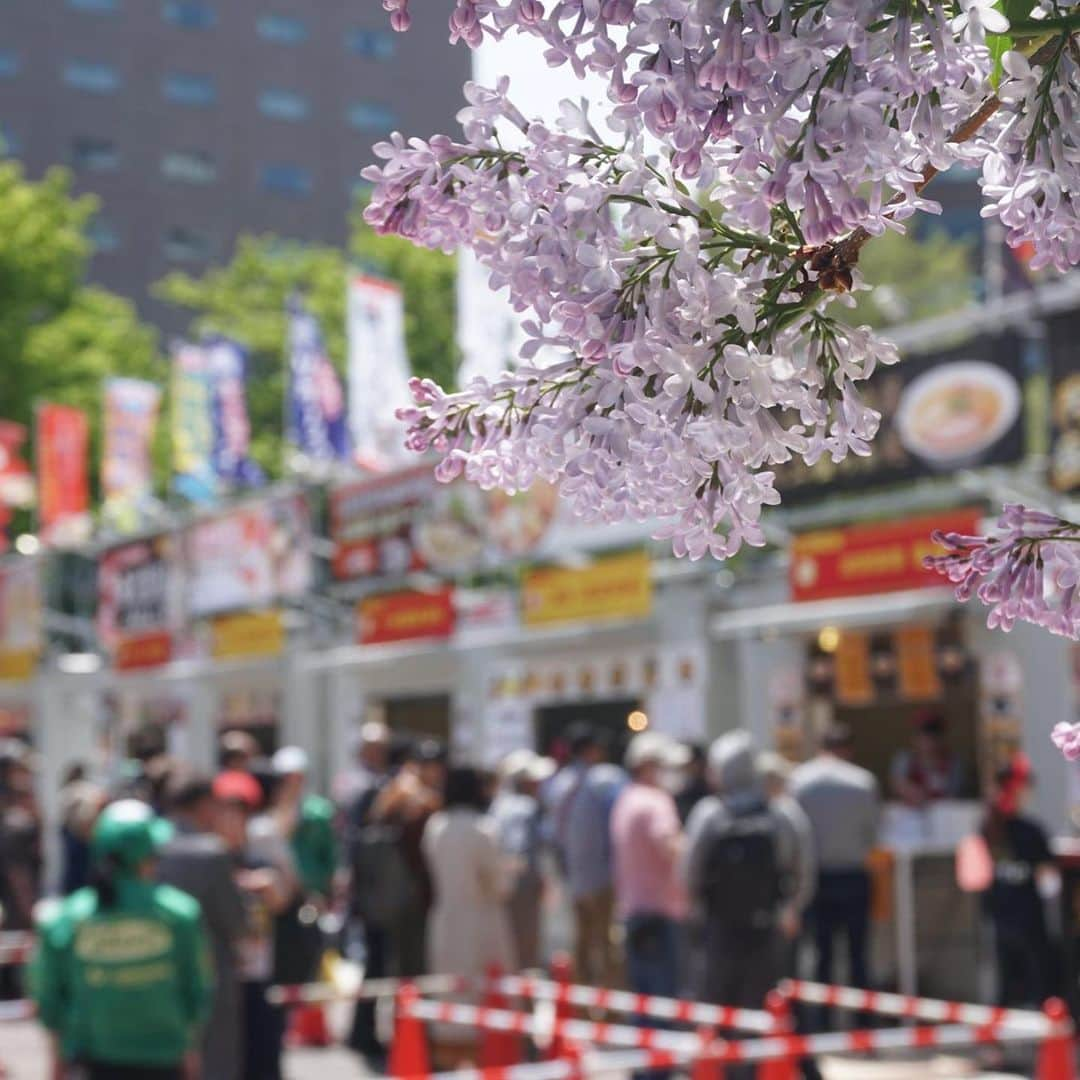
[776, 334, 1026, 498]
[98, 537, 179, 644]
[330, 468, 560, 581]
[185, 493, 312, 617]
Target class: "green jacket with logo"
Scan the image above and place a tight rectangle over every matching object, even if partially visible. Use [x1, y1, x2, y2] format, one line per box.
[31, 878, 213, 1067]
[293, 794, 337, 897]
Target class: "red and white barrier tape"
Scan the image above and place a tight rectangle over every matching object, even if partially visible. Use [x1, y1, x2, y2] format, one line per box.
[0, 1000, 35, 1023]
[781, 980, 1051, 1035]
[269, 973, 473, 1006]
[494, 973, 774, 1033]
[270, 972, 774, 1032]
[0, 933, 33, 966]
[406, 997, 704, 1053]
[404, 996, 1066, 1061]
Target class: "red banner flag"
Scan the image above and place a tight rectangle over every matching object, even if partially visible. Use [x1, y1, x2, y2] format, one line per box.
[37, 403, 90, 543]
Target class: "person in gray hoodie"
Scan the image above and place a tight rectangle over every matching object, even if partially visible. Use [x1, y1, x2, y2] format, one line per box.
[682, 730, 815, 1010]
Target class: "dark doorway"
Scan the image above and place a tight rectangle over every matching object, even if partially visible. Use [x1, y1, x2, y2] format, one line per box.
[535, 699, 641, 764]
[383, 694, 452, 743]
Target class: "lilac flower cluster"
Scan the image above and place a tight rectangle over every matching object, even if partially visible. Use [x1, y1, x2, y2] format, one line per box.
[368, 2, 1080, 657]
[980, 32, 1080, 272]
[925, 506, 1080, 636]
[368, 77, 898, 559]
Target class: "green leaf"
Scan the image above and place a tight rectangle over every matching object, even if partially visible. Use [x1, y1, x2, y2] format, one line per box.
[988, 30, 1013, 89]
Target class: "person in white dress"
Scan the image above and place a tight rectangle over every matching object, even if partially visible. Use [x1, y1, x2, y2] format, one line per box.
[423, 766, 518, 978]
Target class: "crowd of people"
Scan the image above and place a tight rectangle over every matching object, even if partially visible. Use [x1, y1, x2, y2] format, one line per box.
[0, 712, 1064, 1078]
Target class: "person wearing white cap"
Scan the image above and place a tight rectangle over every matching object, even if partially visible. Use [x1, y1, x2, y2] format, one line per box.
[491, 750, 557, 968]
[610, 732, 690, 999]
[266, 746, 337, 1047]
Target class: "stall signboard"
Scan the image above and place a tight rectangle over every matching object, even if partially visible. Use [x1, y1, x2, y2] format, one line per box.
[790, 507, 982, 602]
[211, 609, 285, 661]
[357, 587, 456, 645]
[521, 548, 653, 627]
[0, 559, 42, 681]
[185, 493, 312, 617]
[98, 536, 180, 669]
[330, 468, 561, 580]
[834, 631, 874, 704]
[1048, 312, 1080, 493]
[775, 334, 1026, 498]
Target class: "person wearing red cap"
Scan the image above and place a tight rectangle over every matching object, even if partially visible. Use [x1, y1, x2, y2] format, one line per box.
[979, 753, 1057, 1008]
[213, 770, 294, 1080]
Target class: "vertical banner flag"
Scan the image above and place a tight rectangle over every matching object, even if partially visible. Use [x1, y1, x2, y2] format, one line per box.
[102, 378, 161, 515]
[0, 422, 33, 509]
[347, 273, 412, 468]
[204, 337, 265, 490]
[171, 342, 218, 503]
[37, 403, 90, 543]
[286, 298, 349, 467]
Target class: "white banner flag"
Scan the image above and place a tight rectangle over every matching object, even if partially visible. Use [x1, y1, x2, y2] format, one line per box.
[347, 273, 413, 468]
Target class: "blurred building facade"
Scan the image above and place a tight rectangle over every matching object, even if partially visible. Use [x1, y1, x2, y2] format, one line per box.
[0, 2, 469, 329]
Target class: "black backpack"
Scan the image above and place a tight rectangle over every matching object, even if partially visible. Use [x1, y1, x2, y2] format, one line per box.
[700, 800, 781, 928]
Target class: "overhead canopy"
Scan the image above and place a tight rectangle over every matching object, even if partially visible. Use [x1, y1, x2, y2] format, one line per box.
[710, 587, 958, 641]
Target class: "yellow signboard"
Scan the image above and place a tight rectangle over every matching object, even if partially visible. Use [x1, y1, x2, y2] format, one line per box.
[522, 549, 652, 628]
[211, 610, 285, 661]
[0, 649, 38, 682]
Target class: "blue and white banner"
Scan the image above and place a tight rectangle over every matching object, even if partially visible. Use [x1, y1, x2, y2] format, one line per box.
[204, 337, 265, 490]
[286, 299, 349, 465]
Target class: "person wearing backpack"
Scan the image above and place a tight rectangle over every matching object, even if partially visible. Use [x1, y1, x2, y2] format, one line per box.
[682, 731, 814, 1015]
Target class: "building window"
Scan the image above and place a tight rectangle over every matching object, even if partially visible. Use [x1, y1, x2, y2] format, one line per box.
[0, 125, 20, 156]
[258, 88, 308, 121]
[162, 1, 216, 28]
[67, 0, 120, 13]
[0, 51, 18, 79]
[260, 163, 312, 197]
[63, 61, 122, 94]
[163, 73, 216, 106]
[164, 226, 212, 262]
[161, 149, 217, 184]
[347, 102, 398, 133]
[71, 136, 119, 172]
[347, 29, 395, 60]
[257, 14, 307, 44]
[87, 216, 120, 253]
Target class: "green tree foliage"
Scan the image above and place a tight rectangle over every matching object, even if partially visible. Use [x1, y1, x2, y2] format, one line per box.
[0, 161, 163, 504]
[157, 211, 459, 481]
[845, 228, 977, 329]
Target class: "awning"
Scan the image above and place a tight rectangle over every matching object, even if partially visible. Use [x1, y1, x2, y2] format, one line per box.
[710, 587, 958, 640]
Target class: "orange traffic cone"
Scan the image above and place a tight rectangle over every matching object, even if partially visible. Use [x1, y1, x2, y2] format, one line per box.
[543, 952, 575, 1062]
[479, 963, 523, 1067]
[758, 990, 797, 1080]
[1037, 998, 1077, 1080]
[288, 1003, 333, 1047]
[388, 984, 431, 1078]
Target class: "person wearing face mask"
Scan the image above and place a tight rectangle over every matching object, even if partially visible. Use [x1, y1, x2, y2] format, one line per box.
[610, 732, 689, 999]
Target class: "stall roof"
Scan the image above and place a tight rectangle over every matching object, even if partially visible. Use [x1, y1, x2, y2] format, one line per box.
[710, 586, 957, 640]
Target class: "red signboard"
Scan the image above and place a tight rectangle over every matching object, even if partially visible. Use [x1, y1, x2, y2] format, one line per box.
[790, 508, 983, 603]
[357, 588, 456, 646]
[37, 404, 90, 541]
[115, 631, 173, 671]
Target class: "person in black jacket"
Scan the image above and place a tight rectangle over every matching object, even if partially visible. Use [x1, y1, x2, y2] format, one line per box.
[980, 753, 1057, 1008]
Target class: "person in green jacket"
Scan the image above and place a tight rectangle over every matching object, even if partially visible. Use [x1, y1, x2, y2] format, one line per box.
[31, 799, 213, 1080]
[270, 746, 336, 898]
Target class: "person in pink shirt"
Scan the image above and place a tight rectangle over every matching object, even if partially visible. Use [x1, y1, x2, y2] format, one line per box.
[610, 731, 689, 997]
